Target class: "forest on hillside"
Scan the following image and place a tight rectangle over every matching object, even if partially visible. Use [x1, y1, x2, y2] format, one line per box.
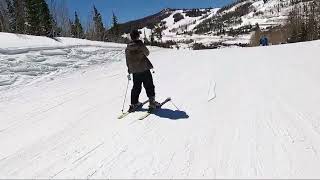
[0, 0, 124, 42]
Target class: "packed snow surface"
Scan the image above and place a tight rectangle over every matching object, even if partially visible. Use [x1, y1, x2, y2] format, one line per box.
[1, 33, 320, 179]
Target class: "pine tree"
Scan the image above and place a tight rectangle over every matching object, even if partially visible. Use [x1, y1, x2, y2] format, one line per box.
[111, 12, 119, 37]
[317, 1, 320, 38]
[0, 10, 2, 31]
[0, 10, 3, 31]
[306, 2, 317, 41]
[71, 11, 83, 38]
[93, 6, 104, 41]
[0, 17, 2, 31]
[25, 0, 53, 36]
[38, 0, 52, 36]
[25, 0, 40, 35]
[13, 0, 25, 34]
[6, 0, 16, 33]
[150, 29, 155, 43]
[154, 23, 164, 42]
[0, 1, 9, 32]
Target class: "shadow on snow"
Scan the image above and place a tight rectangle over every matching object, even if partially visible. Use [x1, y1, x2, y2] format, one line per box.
[140, 108, 189, 120]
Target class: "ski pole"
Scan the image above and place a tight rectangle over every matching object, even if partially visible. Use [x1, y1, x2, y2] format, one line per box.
[121, 78, 130, 113]
[170, 100, 181, 111]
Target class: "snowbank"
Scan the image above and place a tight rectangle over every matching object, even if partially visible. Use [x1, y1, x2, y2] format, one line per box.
[0, 33, 125, 55]
[0, 33, 126, 89]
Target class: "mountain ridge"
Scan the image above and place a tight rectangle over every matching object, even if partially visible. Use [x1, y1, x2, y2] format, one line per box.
[113, 0, 311, 47]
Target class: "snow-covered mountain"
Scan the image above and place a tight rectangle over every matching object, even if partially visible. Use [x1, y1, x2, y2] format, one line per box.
[119, 0, 311, 47]
[1, 32, 320, 179]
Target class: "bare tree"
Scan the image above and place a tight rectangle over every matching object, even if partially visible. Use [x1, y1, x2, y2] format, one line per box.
[85, 12, 95, 40]
[286, 1, 320, 43]
[250, 23, 262, 46]
[48, 0, 71, 37]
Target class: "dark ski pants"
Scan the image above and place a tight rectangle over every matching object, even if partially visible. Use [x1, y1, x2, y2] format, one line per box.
[131, 70, 155, 105]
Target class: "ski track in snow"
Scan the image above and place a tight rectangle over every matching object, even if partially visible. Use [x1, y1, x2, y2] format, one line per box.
[1, 39, 320, 178]
[208, 80, 217, 102]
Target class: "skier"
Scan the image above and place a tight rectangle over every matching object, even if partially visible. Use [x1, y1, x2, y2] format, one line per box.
[125, 29, 160, 112]
[260, 35, 269, 46]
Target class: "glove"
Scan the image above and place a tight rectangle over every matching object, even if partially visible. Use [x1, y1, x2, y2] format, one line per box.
[127, 74, 132, 81]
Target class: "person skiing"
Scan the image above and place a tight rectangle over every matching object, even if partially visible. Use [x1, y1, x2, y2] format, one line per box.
[260, 35, 269, 46]
[125, 29, 160, 112]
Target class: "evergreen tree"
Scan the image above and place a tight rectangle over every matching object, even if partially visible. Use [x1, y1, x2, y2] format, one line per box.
[0, 17, 2, 31]
[71, 11, 83, 38]
[25, 0, 41, 35]
[93, 6, 104, 41]
[13, 0, 25, 34]
[38, 0, 52, 36]
[0, 10, 2, 31]
[0, 10, 3, 31]
[154, 22, 165, 42]
[0, 1, 9, 32]
[25, 0, 53, 36]
[111, 11, 119, 37]
[150, 29, 155, 43]
[6, 0, 16, 33]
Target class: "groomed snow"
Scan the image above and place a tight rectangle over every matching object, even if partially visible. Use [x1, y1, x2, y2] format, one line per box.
[1, 33, 320, 179]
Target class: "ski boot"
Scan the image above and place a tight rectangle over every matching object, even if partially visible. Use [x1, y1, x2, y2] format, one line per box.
[128, 102, 143, 112]
[149, 97, 161, 112]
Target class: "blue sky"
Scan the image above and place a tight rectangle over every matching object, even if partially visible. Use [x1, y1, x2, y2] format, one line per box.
[60, 0, 235, 26]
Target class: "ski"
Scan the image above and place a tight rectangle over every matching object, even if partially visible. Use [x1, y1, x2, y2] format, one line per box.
[138, 97, 172, 120]
[118, 99, 149, 119]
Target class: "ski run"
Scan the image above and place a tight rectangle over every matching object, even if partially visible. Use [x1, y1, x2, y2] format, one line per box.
[1, 33, 320, 178]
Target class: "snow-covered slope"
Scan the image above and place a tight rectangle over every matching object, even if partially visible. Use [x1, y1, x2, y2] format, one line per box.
[1, 33, 320, 178]
[122, 0, 309, 47]
[235, 0, 294, 28]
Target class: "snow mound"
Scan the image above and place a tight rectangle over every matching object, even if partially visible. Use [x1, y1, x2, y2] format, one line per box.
[0, 75, 18, 86]
[0, 33, 125, 89]
[40, 50, 68, 56]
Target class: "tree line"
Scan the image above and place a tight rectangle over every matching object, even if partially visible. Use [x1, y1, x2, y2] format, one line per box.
[286, 0, 320, 43]
[251, 0, 320, 46]
[0, 0, 122, 42]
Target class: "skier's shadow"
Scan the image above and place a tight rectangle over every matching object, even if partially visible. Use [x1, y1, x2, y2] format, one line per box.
[141, 108, 189, 120]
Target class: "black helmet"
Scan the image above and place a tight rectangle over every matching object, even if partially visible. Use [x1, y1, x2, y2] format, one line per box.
[130, 29, 141, 40]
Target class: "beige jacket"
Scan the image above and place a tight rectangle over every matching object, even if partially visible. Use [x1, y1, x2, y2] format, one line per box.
[125, 40, 153, 74]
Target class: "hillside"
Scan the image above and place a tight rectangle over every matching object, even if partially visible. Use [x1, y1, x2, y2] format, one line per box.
[1, 33, 320, 178]
[118, 0, 311, 47]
